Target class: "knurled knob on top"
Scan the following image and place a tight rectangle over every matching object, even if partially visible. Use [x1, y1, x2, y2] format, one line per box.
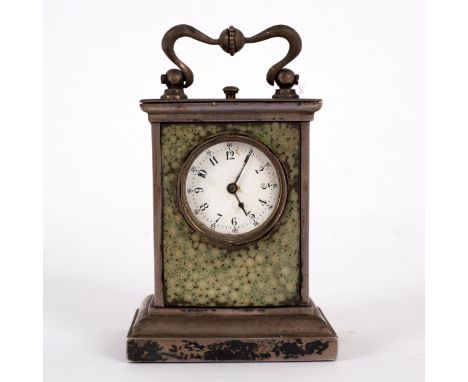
[223, 86, 239, 99]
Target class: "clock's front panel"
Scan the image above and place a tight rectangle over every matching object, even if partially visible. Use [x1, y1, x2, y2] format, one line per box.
[161, 122, 301, 307]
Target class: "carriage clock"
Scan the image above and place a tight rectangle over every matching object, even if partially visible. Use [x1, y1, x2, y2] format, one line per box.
[127, 24, 337, 362]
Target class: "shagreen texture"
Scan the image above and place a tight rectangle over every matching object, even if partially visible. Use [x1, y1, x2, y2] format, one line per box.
[161, 122, 301, 306]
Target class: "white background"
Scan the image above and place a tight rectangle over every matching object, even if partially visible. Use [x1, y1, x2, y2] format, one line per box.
[44, 0, 424, 381]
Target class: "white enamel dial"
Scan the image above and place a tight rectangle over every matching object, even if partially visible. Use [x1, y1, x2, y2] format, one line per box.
[178, 134, 287, 245]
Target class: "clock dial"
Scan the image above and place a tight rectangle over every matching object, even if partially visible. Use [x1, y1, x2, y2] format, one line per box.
[177, 133, 287, 246]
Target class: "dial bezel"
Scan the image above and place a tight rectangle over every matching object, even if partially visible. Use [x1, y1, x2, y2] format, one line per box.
[176, 132, 288, 247]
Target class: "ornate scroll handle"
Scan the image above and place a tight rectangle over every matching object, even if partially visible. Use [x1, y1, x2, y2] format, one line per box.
[160, 24, 302, 99]
[245, 25, 302, 86]
[161, 25, 219, 89]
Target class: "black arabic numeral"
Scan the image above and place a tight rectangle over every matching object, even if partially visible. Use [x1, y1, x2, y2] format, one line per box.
[255, 162, 270, 174]
[211, 213, 222, 229]
[197, 169, 207, 178]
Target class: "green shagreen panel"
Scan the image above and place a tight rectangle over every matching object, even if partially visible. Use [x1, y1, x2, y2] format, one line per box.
[161, 122, 301, 306]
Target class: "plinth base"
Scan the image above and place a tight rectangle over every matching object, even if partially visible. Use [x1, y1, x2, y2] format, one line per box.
[127, 295, 337, 362]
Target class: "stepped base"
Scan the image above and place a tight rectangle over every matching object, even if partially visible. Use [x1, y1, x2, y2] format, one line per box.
[127, 295, 337, 362]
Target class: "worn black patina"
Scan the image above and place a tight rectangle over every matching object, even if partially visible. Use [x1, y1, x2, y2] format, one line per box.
[127, 339, 330, 362]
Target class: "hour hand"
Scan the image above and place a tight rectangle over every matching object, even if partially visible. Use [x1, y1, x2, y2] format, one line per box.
[236, 195, 249, 216]
[227, 182, 249, 215]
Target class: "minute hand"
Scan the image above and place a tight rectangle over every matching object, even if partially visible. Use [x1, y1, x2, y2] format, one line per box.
[234, 149, 252, 184]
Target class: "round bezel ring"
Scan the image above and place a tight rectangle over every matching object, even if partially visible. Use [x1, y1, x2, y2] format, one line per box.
[176, 132, 288, 247]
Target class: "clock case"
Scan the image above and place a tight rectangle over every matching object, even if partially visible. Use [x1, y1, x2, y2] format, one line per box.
[127, 25, 337, 362]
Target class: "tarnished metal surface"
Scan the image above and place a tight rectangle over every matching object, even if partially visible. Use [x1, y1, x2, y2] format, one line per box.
[127, 296, 337, 362]
[127, 338, 334, 362]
